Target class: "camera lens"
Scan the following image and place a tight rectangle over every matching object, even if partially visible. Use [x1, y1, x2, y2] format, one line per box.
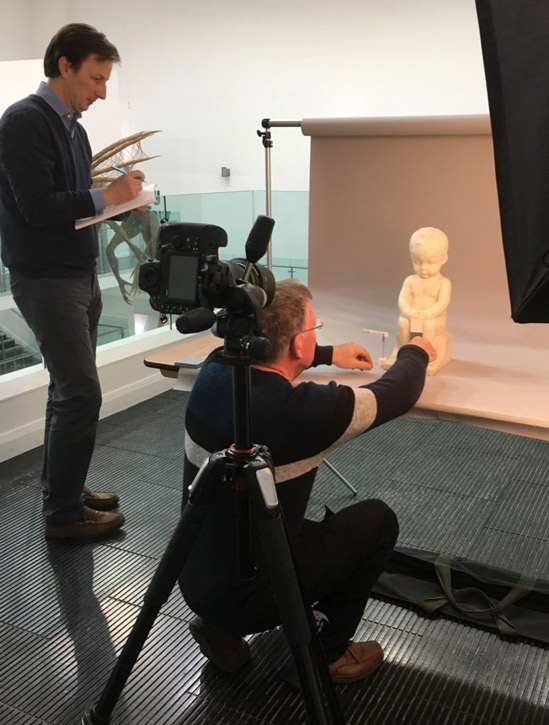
[229, 259, 275, 307]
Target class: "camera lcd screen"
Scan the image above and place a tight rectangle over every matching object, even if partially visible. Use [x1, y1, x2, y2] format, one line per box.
[167, 253, 199, 305]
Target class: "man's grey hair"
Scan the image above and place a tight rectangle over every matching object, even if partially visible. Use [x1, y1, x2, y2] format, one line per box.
[262, 279, 312, 362]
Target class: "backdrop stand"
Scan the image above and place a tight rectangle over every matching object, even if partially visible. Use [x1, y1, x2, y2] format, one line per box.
[257, 119, 302, 270]
[257, 119, 357, 498]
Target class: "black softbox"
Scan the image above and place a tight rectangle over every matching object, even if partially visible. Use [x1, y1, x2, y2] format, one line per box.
[476, 0, 549, 322]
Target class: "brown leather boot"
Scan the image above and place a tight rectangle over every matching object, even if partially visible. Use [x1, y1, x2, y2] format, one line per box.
[44, 505, 125, 539]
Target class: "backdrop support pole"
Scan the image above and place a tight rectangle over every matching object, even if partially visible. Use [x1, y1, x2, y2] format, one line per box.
[257, 119, 302, 271]
[257, 117, 358, 500]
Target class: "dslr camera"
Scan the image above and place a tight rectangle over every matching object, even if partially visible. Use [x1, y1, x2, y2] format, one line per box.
[138, 216, 275, 333]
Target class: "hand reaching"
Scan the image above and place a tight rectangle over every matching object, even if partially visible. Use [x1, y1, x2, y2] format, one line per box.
[332, 342, 373, 371]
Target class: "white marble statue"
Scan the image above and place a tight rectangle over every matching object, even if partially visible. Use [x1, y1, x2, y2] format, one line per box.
[379, 227, 452, 375]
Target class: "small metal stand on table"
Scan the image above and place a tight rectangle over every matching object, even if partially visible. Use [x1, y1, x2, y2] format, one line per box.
[322, 459, 357, 496]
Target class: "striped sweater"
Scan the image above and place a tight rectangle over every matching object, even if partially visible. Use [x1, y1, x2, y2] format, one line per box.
[179, 343, 428, 610]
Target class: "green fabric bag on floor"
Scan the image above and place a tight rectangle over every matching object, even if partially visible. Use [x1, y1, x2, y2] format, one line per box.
[373, 546, 549, 645]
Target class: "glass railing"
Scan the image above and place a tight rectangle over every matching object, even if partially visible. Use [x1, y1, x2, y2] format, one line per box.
[0, 190, 308, 376]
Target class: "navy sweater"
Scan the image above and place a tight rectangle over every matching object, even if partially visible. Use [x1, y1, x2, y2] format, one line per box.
[0, 94, 98, 277]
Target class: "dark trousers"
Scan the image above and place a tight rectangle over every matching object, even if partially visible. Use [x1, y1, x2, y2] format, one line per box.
[10, 271, 103, 525]
[295, 499, 399, 661]
[192, 499, 399, 663]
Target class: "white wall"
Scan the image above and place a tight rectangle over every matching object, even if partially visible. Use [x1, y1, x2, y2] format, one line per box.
[0, 1, 34, 62]
[0, 0, 489, 194]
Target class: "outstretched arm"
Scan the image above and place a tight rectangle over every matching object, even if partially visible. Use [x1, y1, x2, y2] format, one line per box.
[322, 339, 436, 452]
[310, 343, 372, 370]
[361, 339, 434, 427]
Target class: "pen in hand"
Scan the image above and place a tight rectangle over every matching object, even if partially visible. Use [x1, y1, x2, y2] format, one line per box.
[111, 165, 147, 183]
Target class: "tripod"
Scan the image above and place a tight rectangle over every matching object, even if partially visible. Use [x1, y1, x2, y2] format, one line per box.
[82, 306, 346, 724]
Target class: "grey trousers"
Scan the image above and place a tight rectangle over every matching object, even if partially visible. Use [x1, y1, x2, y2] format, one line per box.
[10, 271, 103, 525]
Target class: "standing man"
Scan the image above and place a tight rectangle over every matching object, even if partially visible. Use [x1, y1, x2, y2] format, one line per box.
[0, 24, 145, 539]
[180, 279, 436, 684]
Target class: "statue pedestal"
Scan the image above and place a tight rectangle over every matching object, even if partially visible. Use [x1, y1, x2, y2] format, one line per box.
[426, 331, 452, 375]
[379, 331, 452, 375]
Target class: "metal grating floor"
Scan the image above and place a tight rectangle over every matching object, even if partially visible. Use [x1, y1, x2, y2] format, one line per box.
[0, 390, 548, 724]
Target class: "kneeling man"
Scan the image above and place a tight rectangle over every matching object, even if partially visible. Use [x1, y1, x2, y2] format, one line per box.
[179, 279, 435, 683]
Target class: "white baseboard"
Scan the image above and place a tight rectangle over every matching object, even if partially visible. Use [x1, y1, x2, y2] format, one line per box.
[99, 372, 175, 418]
[0, 328, 184, 462]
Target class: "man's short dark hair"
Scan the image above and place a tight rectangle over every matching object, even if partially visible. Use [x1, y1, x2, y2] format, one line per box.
[262, 279, 312, 361]
[43, 23, 121, 78]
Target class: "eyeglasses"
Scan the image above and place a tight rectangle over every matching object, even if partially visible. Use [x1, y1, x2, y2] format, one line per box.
[295, 317, 324, 335]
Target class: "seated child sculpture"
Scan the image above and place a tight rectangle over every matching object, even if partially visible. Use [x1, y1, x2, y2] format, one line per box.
[379, 227, 452, 375]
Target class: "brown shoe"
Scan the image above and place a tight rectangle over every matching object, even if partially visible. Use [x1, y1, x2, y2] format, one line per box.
[287, 640, 383, 690]
[44, 505, 125, 539]
[328, 641, 383, 683]
[82, 485, 119, 511]
[189, 616, 251, 673]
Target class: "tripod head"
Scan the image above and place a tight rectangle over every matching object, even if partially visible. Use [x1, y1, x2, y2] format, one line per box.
[209, 292, 272, 454]
[212, 282, 272, 359]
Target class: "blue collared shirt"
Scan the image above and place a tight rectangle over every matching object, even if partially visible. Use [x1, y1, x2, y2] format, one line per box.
[35, 82, 104, 215]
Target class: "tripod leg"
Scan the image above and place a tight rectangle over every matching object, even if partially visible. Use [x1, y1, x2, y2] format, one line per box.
[82, 453, 228, 725]
[247, 459, 346, 725]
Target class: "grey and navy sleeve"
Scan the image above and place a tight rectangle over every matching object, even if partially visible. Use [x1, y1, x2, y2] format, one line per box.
[332, 344, 429, 447]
